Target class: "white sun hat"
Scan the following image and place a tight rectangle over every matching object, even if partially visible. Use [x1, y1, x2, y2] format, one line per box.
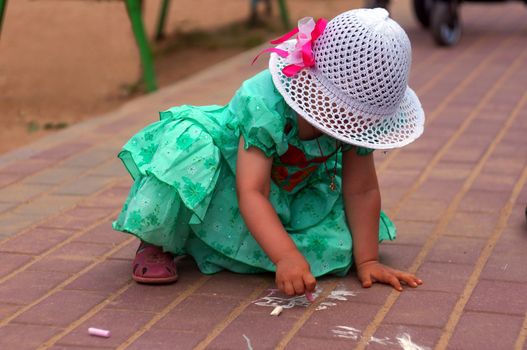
[268, 8, 425, 149]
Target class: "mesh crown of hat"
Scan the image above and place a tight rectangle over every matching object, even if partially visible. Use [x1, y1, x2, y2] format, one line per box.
[313, 8, 412, 114]
[269, 8, 425, 149]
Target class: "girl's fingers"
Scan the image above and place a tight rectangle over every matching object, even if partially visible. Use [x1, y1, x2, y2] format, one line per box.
[303, 274, 317, 292]
[395, 271, 423, 288]
[386, 273, 403, 291]
[276, 280, 284, 293]
[292, 278, 306, 296]
[283, 281, 296, 296]
[397, 272, 419, 287]
[360, 273, 373, 288]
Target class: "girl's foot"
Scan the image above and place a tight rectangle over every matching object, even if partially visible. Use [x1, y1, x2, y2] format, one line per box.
[132, 242, 178, 284]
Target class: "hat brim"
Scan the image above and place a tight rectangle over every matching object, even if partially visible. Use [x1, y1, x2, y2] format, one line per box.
[269, 40, 425, 150]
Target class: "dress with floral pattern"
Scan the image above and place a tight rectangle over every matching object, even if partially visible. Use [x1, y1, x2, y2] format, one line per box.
[112, 69, 396, 277]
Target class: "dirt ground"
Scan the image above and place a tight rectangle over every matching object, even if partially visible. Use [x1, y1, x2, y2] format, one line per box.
[0, 0, 413, 155]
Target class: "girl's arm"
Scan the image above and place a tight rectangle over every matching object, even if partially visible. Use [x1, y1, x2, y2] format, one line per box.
[342, 149, 422, 291]
[236, 137, 316, 296]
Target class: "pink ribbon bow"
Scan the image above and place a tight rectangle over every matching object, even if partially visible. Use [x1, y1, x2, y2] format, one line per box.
[253, 17, 328, 77]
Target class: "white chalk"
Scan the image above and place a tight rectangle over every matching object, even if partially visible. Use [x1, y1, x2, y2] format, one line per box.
[305, 291, 315, 302]
[270, 305, 283, 316]
[88, 327, 111, 338]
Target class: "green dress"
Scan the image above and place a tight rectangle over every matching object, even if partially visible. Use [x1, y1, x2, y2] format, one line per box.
[113, 70, 396, 277]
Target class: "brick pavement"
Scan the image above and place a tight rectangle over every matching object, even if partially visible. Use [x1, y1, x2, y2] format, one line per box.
[0, 3, 526, 350]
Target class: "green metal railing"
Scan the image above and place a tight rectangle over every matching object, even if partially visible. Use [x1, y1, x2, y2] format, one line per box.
[0, 0, 6, 40]
[124, 0, 157, 92]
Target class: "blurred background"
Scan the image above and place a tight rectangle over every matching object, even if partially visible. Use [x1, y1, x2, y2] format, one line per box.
[0, 0, 420, 154]
[0, 0, 524, 154]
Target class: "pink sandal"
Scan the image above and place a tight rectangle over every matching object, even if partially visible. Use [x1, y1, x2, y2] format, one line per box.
[132, 242, 178, 284]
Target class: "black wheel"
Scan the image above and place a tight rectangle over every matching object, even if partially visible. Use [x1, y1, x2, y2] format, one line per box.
[430, 1, 461, 46]
[413, 0, 433, 28]
[364, 0, 390, 9]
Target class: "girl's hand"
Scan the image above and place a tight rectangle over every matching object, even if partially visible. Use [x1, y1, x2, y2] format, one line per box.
[275, 252, 317, 296]
[356, 260, 423, 291]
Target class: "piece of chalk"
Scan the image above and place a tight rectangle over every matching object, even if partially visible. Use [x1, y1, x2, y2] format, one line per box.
[305, 291, 315, 302]
[270, 306, 283, 316]
[88, 327, 111, 338]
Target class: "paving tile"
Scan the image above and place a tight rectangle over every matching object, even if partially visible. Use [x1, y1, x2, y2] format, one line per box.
[415, 261, 474, 294]
[0, 159, 54, 177]
[56, 308, 154, 348]
[396, 199, 448, 222]
[60, 149, 114, 169]
[0, 183, 49, 203]
[0, 201, 20, 215]
[31, 142, 91, 161]
[369, 324, 443, 350]
[0, 252, 33, 278]
[0, 302, 21, 320]
[0, 173, 21, 189]
[286, 336, 364, 350]
[24, 167, 86, 186]
[378, 169, 421, 188]
[443, 145, 485, 163]
[0, 324, 62, 350]
[0, 270, 70, 305]
[40, 206, 111, 231]
[482, 155, 525, 176]
[458, 189, 511, 213]
[463, 118, 504, 136]
[472, 172, 517, 192]
[448, 311, 523, 350]
[75, 221, 128, 245]
[156, 294, 238, 331]
[481, 252, 526, 283]
[480, 227, 526, 283]
[207, 309, 301, 349]
[506, 203, 527, 230]
[79, 185, 130, 209]
[391, 220, 435, 246]
[27, 256, 92, 275]
[108, 268, 204, 312]
[379, 243, 422, 270]
[96, 117, 140, 134]
[384, 290, 459, 328]
[465, 279, 527, 315]
[410, 178, 464, 203]
[90, 160, 130, 178]
[445, 211, 499, 238]
[49, 346, 110, 350]
[53, 242, 110, 260]
[0, 227, 73, 255]
[11, 195, 82, 217]
[386, 151, 430, 171]
[65, 259, 131, 293]
[196, 271, 267, 298]
[127, 329, 202, 350]
[427, 235, 487, 265]
[335, 275, 393, 305]
[108, 238, 137, 261]
[13, 290, 106, 327]
[296, 301, 380, 339]
[53, 175, 114, 196]
[405, 135, 444, 152]
[429, 161, 474, 181]
[379, 187, 407, 212]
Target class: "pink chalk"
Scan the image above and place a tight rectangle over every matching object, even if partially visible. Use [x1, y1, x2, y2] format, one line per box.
[88, 327, 111, 338]
[305, 291, 315, 302]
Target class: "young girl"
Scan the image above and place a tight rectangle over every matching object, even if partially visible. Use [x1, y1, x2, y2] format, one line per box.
[113, 8, 425, 296]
